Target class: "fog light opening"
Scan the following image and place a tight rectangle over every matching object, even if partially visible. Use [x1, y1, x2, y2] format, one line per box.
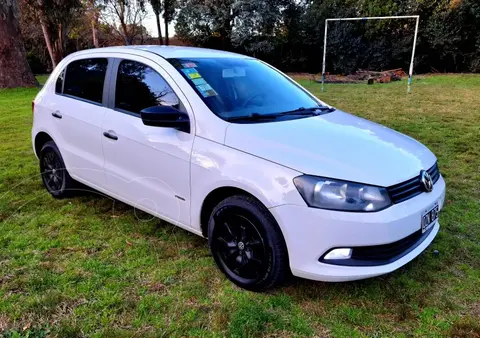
[324, 248, 352, 260]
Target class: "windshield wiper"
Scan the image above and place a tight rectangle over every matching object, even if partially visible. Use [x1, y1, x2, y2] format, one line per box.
[225, 106, 336, 122]
[225, 112, 278, 122]
[277, 106, 335, 116]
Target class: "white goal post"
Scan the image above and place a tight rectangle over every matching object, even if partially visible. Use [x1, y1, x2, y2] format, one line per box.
[321, 15, 420, 93]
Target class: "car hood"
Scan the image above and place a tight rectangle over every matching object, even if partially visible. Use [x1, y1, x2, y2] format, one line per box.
[224, 110, 437, 187]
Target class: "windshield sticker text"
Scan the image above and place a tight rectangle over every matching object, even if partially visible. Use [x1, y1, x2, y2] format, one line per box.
[192, 78, 207, 86]
[196, 83, 217, 97]
[182, 62, 197, 68]
[182, 68, 202, 79]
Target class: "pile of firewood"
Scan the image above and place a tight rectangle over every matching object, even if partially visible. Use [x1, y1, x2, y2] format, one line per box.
[317, 68, 407, 84]
[356, 68, 407, 84]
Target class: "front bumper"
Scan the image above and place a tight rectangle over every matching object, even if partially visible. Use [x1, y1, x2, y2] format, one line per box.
[269, 175, 446, 282]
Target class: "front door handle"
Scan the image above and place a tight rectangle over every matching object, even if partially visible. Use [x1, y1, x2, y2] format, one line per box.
[52, 111, 62, 119]
[103, 130, 118, 141]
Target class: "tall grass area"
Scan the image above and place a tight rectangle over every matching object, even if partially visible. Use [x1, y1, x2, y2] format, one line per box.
[0, 75, 479, 337]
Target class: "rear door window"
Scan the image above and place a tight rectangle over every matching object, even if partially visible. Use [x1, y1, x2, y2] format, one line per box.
[63, 58, 108, 104]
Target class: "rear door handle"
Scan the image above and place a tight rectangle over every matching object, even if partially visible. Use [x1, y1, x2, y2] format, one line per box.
[103, 130, 118, 141]
[52, 111, 62, 119]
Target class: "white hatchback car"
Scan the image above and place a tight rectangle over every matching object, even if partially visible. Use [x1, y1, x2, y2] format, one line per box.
[32, 46, 446, 291]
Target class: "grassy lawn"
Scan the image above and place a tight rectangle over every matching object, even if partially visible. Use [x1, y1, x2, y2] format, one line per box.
[0, 74, 479, 337]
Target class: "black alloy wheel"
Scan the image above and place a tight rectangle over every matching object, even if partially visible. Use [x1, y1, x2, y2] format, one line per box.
[208, 195, 289, 291]
[41, 150, 64, 192]
[39, 141, 75, 198]
[213, 210, 268, 281]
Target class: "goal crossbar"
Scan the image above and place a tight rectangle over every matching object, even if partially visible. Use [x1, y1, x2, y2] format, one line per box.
[321, 15, 420, 93]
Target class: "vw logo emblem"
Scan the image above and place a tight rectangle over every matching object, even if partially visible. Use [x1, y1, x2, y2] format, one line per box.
[420, 170, 433, 192]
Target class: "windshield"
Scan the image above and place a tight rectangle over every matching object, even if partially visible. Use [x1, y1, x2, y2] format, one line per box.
[168, 57, 326, 122]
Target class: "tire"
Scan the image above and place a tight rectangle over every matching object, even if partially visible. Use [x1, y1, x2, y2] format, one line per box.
[208, 195, 289, 291]
[39, 141, 76, 198]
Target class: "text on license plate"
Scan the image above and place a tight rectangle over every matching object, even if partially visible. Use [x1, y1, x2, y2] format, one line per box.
[421, 202, 439, 233]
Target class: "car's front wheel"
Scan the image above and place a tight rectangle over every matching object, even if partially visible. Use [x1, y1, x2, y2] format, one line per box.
[208, 195, 289, 291]
[39, 141, 76, 198]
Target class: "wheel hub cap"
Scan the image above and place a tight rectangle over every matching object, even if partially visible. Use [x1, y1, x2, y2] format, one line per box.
[42, 151, 63, 192]
[213, 212, 268, 281]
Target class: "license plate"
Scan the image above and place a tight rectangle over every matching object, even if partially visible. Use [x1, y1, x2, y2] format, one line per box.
[421, 202, 439, 233]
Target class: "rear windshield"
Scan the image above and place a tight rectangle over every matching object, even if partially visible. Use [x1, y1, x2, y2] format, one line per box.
[168, 57, 320, 121]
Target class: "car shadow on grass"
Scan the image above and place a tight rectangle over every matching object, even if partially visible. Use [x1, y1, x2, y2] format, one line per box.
[68, 183, 208, 245]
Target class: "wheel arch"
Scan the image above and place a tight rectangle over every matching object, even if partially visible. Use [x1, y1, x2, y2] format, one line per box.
[199, 186, 269, 238]
[34, 131, 54, 158]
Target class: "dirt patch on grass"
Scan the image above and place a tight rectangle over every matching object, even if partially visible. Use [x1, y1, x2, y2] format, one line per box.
[0, 314, 11, 332]
[449, 317, 480, 337]
[471, 302, 480, 318]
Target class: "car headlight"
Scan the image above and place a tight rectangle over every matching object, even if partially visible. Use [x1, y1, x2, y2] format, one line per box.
[293, 175, 391, 212]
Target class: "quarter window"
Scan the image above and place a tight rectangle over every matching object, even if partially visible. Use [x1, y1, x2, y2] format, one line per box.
[115, 60, 179, 114]
[63, 58, 108, 104]
[55, 68, 65, 94]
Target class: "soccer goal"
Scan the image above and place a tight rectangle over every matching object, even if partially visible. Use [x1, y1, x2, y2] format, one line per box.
[321, 15, 420, 93]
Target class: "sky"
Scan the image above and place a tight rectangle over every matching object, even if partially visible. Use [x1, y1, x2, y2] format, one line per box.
[142, 3, 176, 38]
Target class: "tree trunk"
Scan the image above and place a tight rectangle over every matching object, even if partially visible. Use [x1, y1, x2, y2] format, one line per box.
[165, 20, 169, 45]
[40, 19, 57, 68]
[89, 0, 99, 48]
[119, 19, 130, 45]
[91, 17, 99, 47]
[49, 25, 63, 68]
[140, 21, 145, 44]
[155, 13, 163, 45]
[118, 1, 130, 45]
[57, 23, 64, 58]
[0, 0, 37, 88]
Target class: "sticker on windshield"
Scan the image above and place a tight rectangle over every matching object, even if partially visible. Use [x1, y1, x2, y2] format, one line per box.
[182, 62, 197, 68]
[223, 67, 246, 78]
[189, 72, 201, 79]
[196, 83, 217, 97]
[192, 78, 207, 86]
[181, 68, 202, 79]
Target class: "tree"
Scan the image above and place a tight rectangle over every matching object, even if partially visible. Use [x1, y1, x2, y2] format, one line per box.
[163, 0, 175, 45]
[24, 0, 83, 68]
[20, 4, 51, 73]
[149, 0, 163, 44]
[0, 0, 37, 88]
[175, 0, 235, 49]
[102, 0, 148, 45]
[84, 0, 102, 47]
[15, 0, 480, 75]
[231, 0, 291, 55]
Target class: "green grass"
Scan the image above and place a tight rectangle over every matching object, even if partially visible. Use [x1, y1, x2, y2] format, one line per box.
[35, 75, 50, 86]
[0, 75, 479, 337]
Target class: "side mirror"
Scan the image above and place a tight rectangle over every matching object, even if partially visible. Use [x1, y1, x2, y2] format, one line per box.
[140, 106, 190, 133]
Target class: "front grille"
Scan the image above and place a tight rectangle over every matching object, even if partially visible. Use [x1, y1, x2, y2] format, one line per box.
[387, 163, 440, 204]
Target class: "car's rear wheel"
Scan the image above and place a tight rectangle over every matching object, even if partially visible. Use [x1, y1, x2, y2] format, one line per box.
[208, 195, 289, 291]
[39, 141, 75, 198]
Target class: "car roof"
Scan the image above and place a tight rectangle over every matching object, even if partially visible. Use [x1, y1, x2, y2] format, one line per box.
[71, 45, 250, 59]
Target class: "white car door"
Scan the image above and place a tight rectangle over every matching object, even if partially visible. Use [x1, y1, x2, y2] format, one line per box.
[50, 57, 109, 189]
[101, 56, 195, 227]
